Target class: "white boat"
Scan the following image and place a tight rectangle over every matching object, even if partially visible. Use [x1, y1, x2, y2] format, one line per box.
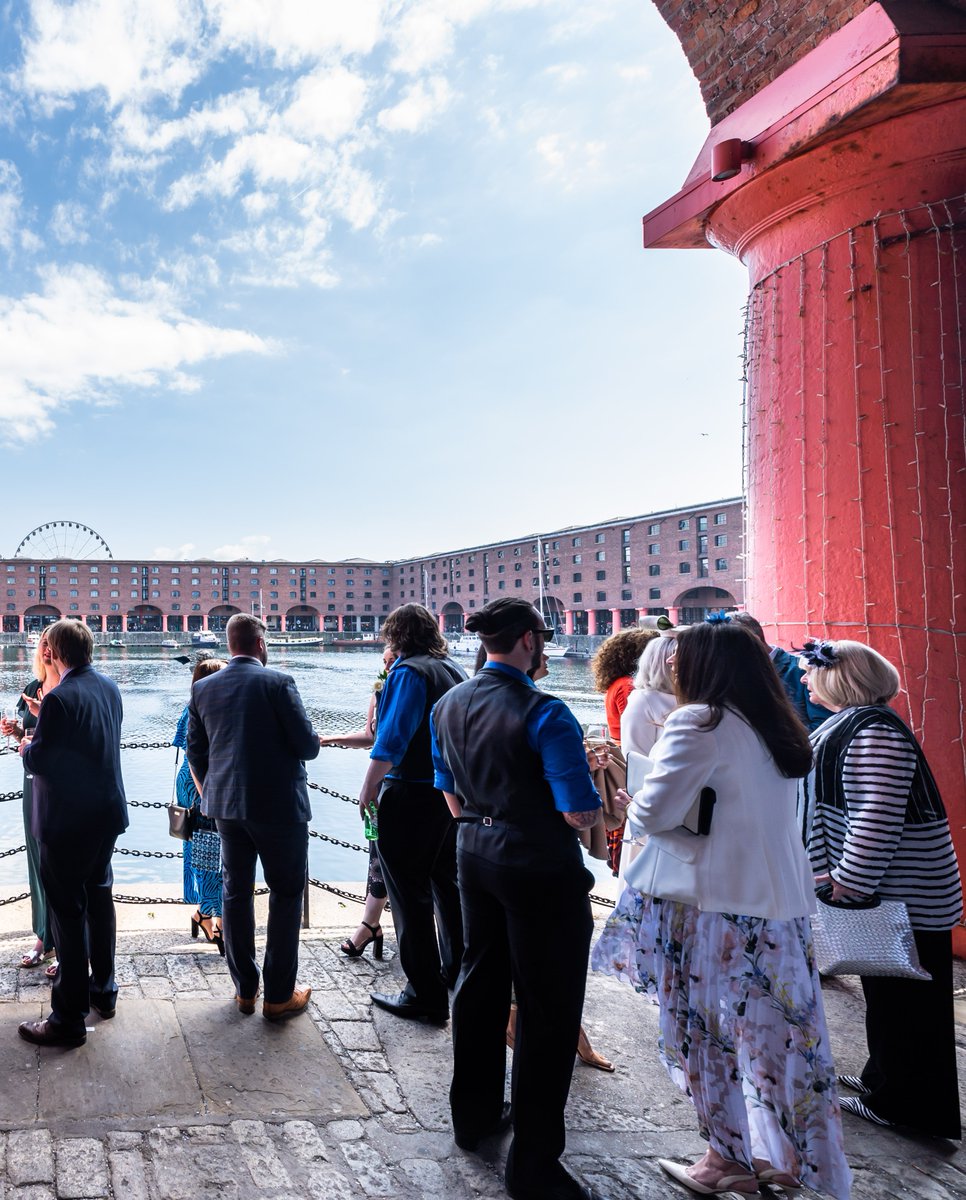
[447, 634, 482, 658]
[160, 638, 179, 648]
[191, 632, 220, 647]
[108, 638, 125, 647]
[265, 636, 325, 648]
[26, 632, 40, 649]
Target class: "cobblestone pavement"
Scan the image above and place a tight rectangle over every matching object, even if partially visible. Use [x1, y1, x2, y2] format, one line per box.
[0, 909, 964, 1200]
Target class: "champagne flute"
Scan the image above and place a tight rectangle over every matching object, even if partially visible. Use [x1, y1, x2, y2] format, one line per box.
[3, 705, 18, 748]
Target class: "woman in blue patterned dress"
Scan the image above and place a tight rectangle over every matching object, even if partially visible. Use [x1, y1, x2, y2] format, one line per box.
[593, 619, 851, 1199]
[173, 657, 227, 953]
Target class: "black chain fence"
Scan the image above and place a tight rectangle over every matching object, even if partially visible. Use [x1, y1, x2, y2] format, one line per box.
[0, 735, 616, 912]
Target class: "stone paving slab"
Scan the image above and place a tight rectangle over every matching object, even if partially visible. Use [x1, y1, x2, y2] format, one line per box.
[0, 902, 964, 1198]
[178, 999, 366, 1120]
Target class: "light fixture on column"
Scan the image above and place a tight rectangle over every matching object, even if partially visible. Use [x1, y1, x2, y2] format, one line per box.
[711, 138, 754, 182]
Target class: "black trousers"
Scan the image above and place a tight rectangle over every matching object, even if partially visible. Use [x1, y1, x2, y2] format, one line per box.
[375, 781, 463, 1011]
[217, 819, 308, 1005]
[40, 831, 119, 1035]
[450, 847, 594, 1191]
[860, 927, 961, 1138]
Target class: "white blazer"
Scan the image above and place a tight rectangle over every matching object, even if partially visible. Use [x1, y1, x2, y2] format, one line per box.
[620, 688, 676, 757]
[624, 705, 816, 920]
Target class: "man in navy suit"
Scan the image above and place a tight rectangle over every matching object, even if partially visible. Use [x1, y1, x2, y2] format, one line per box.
[18, 619, 127, 1048]
[188, 613, 321, 1020]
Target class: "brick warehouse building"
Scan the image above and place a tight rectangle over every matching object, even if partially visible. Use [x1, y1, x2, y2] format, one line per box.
[0, 498, 743, 638]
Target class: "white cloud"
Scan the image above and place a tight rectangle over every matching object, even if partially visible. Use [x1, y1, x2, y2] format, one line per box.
[534, 132, 606, 188]
[153, 542, 197, 560]
[208, 0, 384, 65]
[283, 67, 369, 143]
[543, 63, 586, 85]
[0, 161, 23, 249]
[49, 201, 90, 245]
[20, 0, 206, 110]
[377, 76, 453, 134]
[0, 264, 275, 442]
[211, 534, 272, 559]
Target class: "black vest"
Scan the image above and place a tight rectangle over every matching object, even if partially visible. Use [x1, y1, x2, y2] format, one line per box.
[392, 654, 466, 781]
[432, 667, 582, 866]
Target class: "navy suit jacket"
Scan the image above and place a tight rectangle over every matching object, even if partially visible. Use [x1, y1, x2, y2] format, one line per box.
[23, 663, 128, 843]
[187, 656, 320, 824]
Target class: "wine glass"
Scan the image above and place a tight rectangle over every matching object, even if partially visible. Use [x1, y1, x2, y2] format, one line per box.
[3, 706, 18, 748]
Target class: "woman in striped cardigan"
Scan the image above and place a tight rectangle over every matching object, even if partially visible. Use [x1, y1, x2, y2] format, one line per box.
[799, 640, 962, 1139]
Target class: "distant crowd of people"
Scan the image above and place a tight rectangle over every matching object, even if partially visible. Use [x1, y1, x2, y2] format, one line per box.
[3, 599, 961, 1200]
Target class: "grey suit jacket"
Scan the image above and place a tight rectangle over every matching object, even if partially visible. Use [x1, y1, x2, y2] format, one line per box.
[187, 656, 320, 823]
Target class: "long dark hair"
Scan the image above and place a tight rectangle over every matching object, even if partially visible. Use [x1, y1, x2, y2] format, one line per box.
[673, 621, 812, 778]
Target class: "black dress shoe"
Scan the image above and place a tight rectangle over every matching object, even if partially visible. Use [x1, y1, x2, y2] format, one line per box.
[89, 1000, 116, 1020]
[18, 1019, 86, 1048]
[506, 1159, 609, 1200]
[370, 991, 448, 1024]
[453, 1102, 513, 1151]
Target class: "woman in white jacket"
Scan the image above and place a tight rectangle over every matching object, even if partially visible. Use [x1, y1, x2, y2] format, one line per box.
[593, 618, 850, 1200]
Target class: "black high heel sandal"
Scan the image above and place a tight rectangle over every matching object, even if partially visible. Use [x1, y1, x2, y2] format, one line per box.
[191, 910, 217, 945]
[340, 920, 384, 960]
[211, 920, 226, 957]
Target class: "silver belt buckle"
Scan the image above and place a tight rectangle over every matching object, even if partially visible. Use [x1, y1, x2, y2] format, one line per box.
[482, 816, 493, 827]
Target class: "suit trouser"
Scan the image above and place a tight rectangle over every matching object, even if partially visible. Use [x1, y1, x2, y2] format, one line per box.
[860, 927, 961, 1138]
[216, 819, 308, 1005]
[40, 831, 119, 1035]
[450, 847, 594, 1191]
[375, 781, 463, 1011]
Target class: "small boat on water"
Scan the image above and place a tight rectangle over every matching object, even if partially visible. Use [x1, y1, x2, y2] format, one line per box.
[26, 632, 40, 649]
[191, 632, 220, 647]
[160, 638, 179, 648]
[108, 638, 125, 647]
[265, 636, 325, 648]
[447, 634, 482, 658]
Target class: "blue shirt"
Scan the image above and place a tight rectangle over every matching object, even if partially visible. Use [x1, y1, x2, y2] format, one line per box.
[431, 661, 600, 814]
[370, 660, 431, 782]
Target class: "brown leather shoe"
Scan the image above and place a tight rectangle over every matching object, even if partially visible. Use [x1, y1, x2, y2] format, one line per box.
[235, 993, 258, 1015]
[262, 987, 311, 1021]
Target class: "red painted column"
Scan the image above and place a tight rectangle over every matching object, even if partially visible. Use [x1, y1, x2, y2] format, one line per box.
[437, 612, 446, 634]
[564, 609, 574, 636]
[645, 6, 966, 946]
[610, 607, 621, 632]
[586, 610, 598, 637]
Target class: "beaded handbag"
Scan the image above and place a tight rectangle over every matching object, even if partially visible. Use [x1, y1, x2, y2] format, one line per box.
[810, 885, 931, 980]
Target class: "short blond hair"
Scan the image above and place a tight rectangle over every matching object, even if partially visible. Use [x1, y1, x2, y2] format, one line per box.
[806, 640, 900, 709]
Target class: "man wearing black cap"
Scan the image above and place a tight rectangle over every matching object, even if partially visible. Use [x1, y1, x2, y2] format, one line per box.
[431, 598, 608, 1200]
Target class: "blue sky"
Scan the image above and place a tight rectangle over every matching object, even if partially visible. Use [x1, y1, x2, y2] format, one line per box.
[0, 0, 747, 563]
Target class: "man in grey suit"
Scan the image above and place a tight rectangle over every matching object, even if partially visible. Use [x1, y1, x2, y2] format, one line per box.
[188, 613, 320, 1019]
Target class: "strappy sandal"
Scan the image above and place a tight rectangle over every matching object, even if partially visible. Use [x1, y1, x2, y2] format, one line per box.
[21, 942, 55, 969]
[44, 958, 59, 979]
[340, 920, 384, 959]
[576, 1026, 615, 1072]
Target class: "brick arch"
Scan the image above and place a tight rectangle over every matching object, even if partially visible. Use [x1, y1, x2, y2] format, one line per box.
[651, 0, 966, 123]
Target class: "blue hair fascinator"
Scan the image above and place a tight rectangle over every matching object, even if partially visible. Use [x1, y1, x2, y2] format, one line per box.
[796, 639, 839, 668]
[704, 610, 732, 625]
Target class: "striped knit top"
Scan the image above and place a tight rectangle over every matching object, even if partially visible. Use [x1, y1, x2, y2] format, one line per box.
[799, 705, 962, 931]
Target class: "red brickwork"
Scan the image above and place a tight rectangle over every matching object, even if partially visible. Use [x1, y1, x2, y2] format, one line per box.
[652, 0, 966, 123]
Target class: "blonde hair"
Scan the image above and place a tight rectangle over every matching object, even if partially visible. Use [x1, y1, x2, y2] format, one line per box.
[32, 635, 47, 684]
[806, 640, 900, 709]
[633, 635, 676, 694]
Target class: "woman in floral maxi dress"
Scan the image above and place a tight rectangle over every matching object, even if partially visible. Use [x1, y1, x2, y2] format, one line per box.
[593, 619, 850, 1199]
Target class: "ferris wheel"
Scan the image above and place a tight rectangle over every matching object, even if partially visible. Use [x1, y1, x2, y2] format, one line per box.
[14, 521, 114, 560]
